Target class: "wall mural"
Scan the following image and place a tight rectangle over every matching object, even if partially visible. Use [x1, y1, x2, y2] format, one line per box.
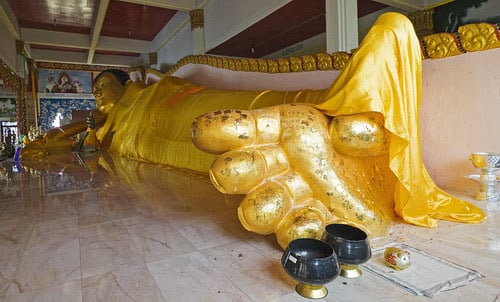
[39, 97, 95, 132]
[38, 69, 93, 93]
[433, 0, 500, 33]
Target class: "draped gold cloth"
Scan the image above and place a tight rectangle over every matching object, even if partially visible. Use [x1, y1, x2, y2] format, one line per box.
[315, 12, 485, 227]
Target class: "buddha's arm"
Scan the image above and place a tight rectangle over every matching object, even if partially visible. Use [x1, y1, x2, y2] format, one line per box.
[21, 110, 107, 158]
[54, 110, 106, 137]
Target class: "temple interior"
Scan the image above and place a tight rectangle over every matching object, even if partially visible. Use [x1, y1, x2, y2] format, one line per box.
[1, 1, 500, 301]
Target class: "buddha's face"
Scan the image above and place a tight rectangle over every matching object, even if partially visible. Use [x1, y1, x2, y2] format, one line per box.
[92, 72, 127, 114]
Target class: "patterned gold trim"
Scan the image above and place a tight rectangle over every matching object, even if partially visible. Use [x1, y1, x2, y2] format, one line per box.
[189, 9, 204, 30]
[166, 22, 500, 75]
[458, 22, 500, 52]
[407, 9, 434, 38]
[166, 52, 352, 75]
[35, 61, 127, 72]
[0, 59, 21, 91]
[422, 32, 463, 59]
[421, 22, 500, 58]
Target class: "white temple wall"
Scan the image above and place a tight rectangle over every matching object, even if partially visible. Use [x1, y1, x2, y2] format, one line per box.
[203, 0, 291, 52]
[420, 47, 500, 194]
[155, 0, 291, 71]
[0, 16, 19, 74]
[154, 11, 193, 72]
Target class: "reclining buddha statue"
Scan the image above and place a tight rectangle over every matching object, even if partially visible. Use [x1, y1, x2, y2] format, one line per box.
[21, 12, 485, 249]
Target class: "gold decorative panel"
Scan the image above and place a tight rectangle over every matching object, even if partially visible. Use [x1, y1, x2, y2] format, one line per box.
[422, 33, 463, 59]
[189, 9, 204, 30]
[458, 23, 500, 52]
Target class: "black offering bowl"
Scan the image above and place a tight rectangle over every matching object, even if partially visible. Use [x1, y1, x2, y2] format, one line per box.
[281, 238, 340, 299]
[322, 224, 371, 278]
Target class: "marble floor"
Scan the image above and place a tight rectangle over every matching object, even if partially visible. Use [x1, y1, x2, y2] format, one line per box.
[0, 153, 499, 302]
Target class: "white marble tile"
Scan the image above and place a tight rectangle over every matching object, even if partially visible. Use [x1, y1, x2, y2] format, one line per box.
[167, 212, 244, 250]
[324, 273, 411, 302]
[0, 275, 8, 302]
[82, 263, 165, 302]
[24, 225, 79, 252]
[133, 184, 229, 221]
[7, 194, 43, 218]
[9, 237, 80, 293]
[240, 232, 284, 258]
[38, 194, 78, 220]
[0, 244, 24, 301]
[34, 216, 79, 234]
[0, 202, 13, 221]
[0, 216, 34, 246]
[0, 243, 22, 275]
[131, 192, 209, 221]
[79, 220, 143, 278]
[77, 192, 140, 227]
[123, 215, 197, 263]
[4, 280, 82, 302]
[0, 243, 24, 301]
[147, 251, 252, 302]
[201, 239, 291, 301]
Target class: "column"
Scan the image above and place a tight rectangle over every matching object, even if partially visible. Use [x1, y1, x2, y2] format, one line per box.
[15, 40, 26, 77]
[325, 0, 358, 53]
[190, 9, 206, 55]
[149, 52, 157, 68]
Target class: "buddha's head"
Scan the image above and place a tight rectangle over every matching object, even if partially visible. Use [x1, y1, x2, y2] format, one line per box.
[93, 69, 130, 114]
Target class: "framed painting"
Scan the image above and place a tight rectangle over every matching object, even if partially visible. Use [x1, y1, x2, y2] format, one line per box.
[38, 69, 93, 94]
[433, 0, 500, 33]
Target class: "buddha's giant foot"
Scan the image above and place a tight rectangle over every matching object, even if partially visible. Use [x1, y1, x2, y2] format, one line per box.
[192, 104, 396, 249]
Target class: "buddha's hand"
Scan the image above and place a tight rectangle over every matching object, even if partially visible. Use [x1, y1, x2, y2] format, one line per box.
[21, 128, 75, 160]
[20, 138, 49, 159]
[192, 104, 395, 249]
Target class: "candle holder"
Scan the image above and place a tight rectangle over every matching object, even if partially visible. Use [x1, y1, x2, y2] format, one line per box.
[469, 152, 500, 201]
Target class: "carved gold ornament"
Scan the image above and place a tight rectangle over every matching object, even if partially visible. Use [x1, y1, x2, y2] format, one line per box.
[458, 23, 500, 52]
[422, 33, 463, 59]
[189, 9, 204, 30]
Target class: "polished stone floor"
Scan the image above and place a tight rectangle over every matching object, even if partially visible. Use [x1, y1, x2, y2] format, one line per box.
[0, 153, 499, 301]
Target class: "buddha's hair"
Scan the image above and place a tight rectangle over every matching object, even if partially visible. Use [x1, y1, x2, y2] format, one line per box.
[94, 69, 130, 86]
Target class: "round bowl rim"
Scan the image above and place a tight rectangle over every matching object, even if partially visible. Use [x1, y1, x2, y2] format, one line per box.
[324, 223, 368, 241]
[286, 238, 335, 260]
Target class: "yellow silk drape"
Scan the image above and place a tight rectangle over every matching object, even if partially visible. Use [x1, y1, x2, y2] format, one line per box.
[97, 75, 328, 172]
[315, 12, 485, 227]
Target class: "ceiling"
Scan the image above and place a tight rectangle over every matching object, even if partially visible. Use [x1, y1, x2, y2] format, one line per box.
[0, 0, 446, 68]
